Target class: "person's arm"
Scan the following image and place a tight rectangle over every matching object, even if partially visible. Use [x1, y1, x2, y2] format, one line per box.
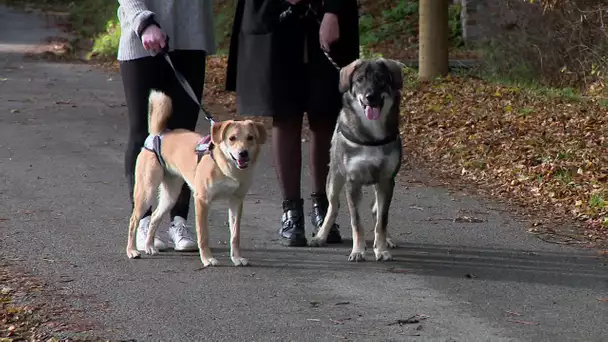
[118, 0, 161, 38]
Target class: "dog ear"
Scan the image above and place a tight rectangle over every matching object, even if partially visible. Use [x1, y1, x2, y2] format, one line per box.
[339, 59, 363, 93]
[380, 58, 405, 90]
[211, 120, 232, 145]
[251, 121, 267, 145]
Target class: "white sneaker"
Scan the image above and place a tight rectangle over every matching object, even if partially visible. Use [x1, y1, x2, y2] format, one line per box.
[168, 216, 198, 252]
[136, 216, 167, 251]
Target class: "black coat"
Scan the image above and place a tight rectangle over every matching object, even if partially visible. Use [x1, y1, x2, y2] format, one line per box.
[225, 0, 360, 117]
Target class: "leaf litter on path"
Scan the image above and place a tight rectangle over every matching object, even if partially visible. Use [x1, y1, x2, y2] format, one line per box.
[388, 314, 430, 326]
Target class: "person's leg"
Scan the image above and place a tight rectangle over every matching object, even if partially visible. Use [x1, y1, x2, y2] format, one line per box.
[305, 26, 344, 243]
[119, 56, 167, 251]
[307, 108, 342, 244]
[273, 112, 308, 247]
[161, 49, 207, 251]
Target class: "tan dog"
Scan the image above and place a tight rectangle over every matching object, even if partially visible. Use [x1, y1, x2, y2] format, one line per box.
[125, 90, 267, 267]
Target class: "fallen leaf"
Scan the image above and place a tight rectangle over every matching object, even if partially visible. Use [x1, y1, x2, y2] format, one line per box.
[454, 216, 485, 223]
[388, 314, 430, 326]
[507, 319, 539, 326]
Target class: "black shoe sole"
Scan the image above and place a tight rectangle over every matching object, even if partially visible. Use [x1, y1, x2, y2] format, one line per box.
[281, 236, 308, 247]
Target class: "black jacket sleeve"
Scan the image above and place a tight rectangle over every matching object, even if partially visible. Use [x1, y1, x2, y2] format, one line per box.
[323, 0, 342, 14]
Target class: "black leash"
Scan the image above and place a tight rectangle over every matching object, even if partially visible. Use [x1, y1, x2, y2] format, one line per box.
[160, 37, 216, 126]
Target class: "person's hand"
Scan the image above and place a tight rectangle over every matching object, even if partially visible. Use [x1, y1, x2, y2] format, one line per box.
[141, 25, 166, 54]
[319, 13, 339, 52]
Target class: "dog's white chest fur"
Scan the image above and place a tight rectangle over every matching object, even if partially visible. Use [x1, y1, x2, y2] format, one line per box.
[207, 178, 242, 200]
[344, 145, 400, 184]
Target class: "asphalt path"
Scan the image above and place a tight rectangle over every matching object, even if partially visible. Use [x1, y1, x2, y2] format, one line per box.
[0, 5, 606, 342]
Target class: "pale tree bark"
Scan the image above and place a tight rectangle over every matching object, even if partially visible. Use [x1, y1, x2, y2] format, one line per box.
[418, 0, 450, 81]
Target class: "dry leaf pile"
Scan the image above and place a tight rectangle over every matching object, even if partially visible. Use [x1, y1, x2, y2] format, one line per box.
[0, 266, 106, 341]
[203, 56, 608, 244]
[400, 73, 607, 243]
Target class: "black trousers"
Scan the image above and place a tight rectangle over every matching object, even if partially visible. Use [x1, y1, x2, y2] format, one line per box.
[119, 50, 207, 220]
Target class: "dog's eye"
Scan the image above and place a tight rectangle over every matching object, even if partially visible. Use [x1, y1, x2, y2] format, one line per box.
[246, 135, 254, 141]
[229, 135, 237, 141]
[355, 74, 365, 83]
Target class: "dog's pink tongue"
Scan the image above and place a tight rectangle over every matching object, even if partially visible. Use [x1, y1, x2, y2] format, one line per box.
[365, 106, 381, 120]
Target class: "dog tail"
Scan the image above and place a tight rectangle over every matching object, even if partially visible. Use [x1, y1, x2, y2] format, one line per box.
[148, 90, 172, 135]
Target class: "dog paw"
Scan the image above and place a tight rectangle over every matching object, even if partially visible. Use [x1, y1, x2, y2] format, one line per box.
[232, 257, 250, 267]
[308, 237, 327, 247]
[145, 245, 159, 256]
[374, 249, 393, 261]
[202, 257, 219, 267]
[126, 249, 141, 259]
[348, 251, 366, 262]
[386, 238, 398, 249]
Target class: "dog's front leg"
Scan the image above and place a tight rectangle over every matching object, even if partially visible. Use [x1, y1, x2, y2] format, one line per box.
[194, 196, 218, 267]
[346, 182, 366, 262]
[228, 196, 248, 266]
[372, 178, 396, 261]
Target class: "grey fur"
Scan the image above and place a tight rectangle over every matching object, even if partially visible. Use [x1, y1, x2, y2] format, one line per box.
[309, 58, 405, 262]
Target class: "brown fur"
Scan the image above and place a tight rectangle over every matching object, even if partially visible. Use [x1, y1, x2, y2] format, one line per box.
[125, 90, 267, 267]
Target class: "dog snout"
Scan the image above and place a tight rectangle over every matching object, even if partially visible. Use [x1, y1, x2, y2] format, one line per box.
[238, 150, 249, 160]
[365, 92, 382, 106]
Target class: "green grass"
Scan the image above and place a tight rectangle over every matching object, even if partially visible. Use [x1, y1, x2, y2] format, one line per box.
[359, 0, 465, 53]
[553, 168, 573, 185]
[471, 71, 585, 101]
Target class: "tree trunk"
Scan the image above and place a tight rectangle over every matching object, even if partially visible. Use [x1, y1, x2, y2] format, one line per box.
[418, 0, 450, 81]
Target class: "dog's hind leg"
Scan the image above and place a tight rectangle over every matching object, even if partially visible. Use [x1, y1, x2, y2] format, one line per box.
[126, 194, 151, 259]
[372, 202, 398, 249]
[346, 182, 366, 262]
[228, 196, 248, 266]
[126, 157, 162, 259]
[145, 176, 183, 255]
[372, 178, 396, 261]
[309, 171, 345, 247]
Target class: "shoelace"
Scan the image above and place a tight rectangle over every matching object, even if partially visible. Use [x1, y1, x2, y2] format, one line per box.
[171, 223, 192, 242]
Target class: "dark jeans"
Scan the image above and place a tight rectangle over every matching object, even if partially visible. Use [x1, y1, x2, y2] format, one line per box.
[119, 50, 207, 220]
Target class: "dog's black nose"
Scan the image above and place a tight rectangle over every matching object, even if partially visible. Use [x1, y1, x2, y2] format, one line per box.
[365, 93, 381, 105]
[238, 150, 249, 159]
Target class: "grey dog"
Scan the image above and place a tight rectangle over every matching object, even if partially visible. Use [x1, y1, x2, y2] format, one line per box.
[309, 58, 404, 262]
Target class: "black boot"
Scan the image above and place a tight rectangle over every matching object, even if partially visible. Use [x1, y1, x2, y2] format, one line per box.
[279, 199, 307, 247]
[310, 192, 342, 244]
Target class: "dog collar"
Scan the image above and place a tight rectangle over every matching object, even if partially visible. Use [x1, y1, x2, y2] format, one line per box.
[337, 124, 399, 147]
